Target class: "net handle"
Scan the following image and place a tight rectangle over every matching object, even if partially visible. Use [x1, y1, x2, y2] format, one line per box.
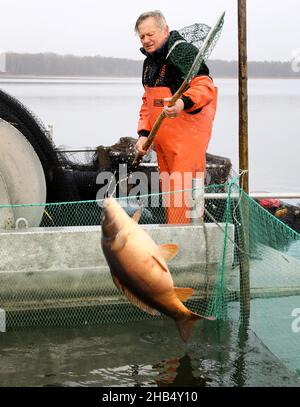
[132, 11, 225, 168]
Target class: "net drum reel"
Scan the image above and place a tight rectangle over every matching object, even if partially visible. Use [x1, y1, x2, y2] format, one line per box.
[0, 119, 46, 229]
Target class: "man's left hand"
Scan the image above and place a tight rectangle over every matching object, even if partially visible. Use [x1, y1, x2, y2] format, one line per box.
[163, 98, 184, 118]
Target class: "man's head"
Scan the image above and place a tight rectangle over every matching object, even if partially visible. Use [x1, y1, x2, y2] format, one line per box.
[135, 10, 169, 54]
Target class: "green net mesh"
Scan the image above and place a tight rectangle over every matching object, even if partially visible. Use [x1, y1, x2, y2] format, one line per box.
[169, 12, 225, 82]
[0, 180, 300, 377]
[178, 23, 211, 50]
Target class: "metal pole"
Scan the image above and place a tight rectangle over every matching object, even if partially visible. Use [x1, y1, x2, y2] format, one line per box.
[190, 177, 205, 223]
[238, 0, 250, 323]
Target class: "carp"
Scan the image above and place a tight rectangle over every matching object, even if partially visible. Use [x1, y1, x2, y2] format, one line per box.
[101, 197, 215, 342]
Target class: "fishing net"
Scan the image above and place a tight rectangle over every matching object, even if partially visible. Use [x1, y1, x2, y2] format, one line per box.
[170, 14, 225, 81]
[0, 179, 300, 380]
[178, 23, 211, 49]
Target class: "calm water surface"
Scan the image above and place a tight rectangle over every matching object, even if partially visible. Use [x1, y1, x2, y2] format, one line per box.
[0, 319, 299, 387]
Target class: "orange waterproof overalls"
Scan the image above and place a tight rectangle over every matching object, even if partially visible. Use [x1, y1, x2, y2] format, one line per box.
[138, 75, 217, 224]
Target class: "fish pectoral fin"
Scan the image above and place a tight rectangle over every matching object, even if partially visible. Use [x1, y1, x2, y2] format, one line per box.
[111, 274, 160, 316]
[174, 287, 194, 302]
[111, 274, 123, 292]
[152, 255, 169, 272]
[123, 286, 160, 316]
[132, 208, 142, 223]
[158, 244, 179, 261]
[111, 230, 128, 251]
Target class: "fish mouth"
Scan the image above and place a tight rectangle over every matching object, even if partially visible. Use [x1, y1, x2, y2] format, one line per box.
[103, 197, 118, 211]
[103, 197, 112, 207]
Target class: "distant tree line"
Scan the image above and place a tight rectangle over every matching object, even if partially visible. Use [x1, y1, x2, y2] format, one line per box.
[4, 53, 143, 77]
[209, 59, 299, 78]
[1, 52, 299, 78]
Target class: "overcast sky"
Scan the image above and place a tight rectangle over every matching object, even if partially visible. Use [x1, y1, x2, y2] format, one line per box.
[0, 0, 299, 61]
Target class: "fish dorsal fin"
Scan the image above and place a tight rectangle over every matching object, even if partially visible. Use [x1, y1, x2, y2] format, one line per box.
[158, 244, 179, 261]
[152, 255, 169, 272]
[174, 287, 194, 302]
[111, 230, 128, 252]
[132, 208, 142, 223]
[111, 274, 160, 316]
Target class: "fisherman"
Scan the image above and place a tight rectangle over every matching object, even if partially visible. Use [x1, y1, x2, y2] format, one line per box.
[134, 10, 218, 224]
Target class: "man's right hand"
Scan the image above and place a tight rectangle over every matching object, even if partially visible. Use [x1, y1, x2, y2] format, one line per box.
[135, 136, 149, 155]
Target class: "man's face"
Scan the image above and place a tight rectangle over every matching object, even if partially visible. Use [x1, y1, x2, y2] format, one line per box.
[137, 17, 169, 54]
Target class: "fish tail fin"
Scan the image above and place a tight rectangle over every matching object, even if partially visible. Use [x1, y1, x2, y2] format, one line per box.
[175, 312, 216, 342]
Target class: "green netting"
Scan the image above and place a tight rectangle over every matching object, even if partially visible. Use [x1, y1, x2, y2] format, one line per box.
[0, 181, 300, 378]
[205, 181, 300, 379]
[0, 186, 227, 329]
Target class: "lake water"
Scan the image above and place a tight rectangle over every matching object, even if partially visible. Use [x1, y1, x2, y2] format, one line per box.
[0, 77, 299, 194]
[1, 320, 299, 388]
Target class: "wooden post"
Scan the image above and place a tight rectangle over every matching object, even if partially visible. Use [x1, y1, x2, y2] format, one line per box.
[238, 0, 249, 192]
[238, 0, 250, 323]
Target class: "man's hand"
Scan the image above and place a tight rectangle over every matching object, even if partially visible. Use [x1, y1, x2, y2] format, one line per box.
[135, 136, 149, 155]
[163, 98, 184, 118]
